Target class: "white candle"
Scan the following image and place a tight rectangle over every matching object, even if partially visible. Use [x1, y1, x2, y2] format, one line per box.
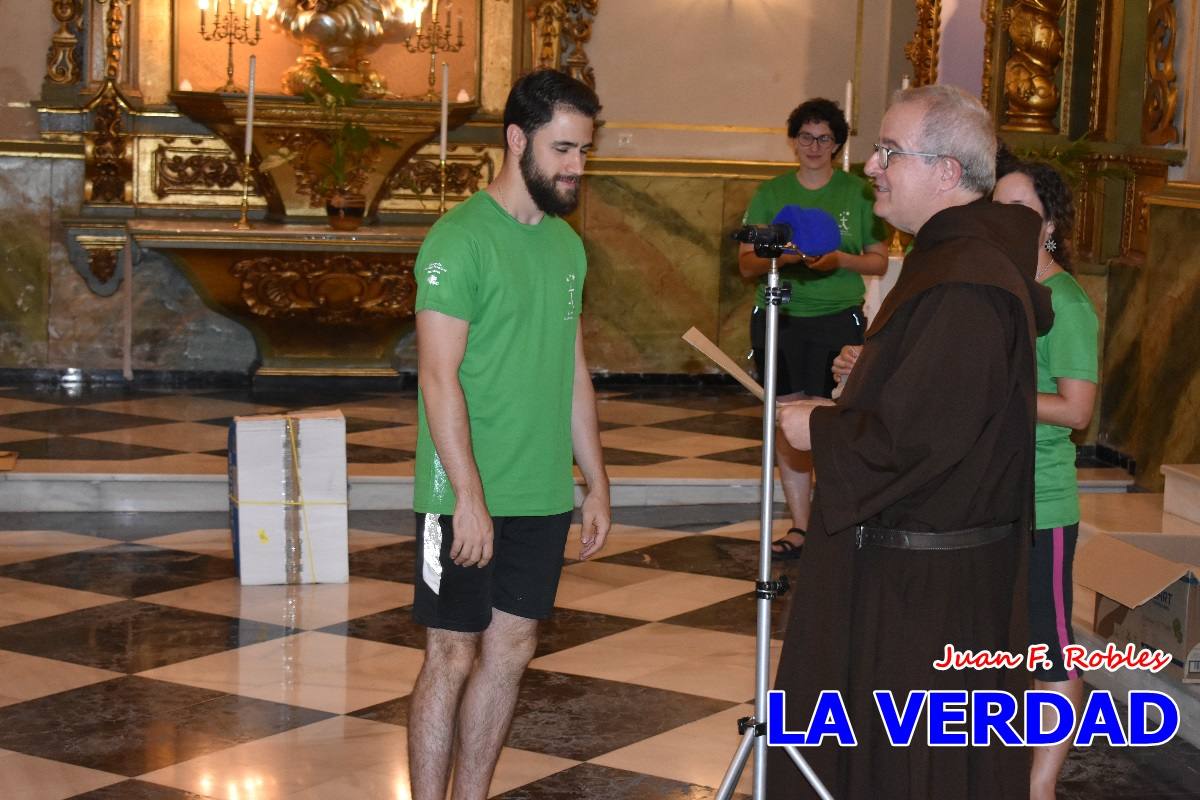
[901, 74, 911, 91]
[842, 79, 853, 172]
[440, 62, 449, 162]
[244, 55, 256, 158]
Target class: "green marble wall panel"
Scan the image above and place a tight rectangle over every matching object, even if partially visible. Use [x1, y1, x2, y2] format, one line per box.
[718, 179, 763, 373]
[1101, 205, 1200, 489]
[577, 175, 727, 374]
[0, 162, 51, 367]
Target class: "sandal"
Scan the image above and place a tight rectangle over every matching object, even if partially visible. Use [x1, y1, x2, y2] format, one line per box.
[771, 527, 806, 560]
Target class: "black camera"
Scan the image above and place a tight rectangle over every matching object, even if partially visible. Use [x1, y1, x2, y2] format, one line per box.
[731, 224, 792, 257]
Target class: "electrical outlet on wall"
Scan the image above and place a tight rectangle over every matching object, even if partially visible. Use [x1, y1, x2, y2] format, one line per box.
[617, 132, 633, 147]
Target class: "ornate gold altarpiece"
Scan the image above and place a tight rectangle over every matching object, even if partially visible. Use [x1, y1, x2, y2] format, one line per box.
[904, 0, 1188, 270]
[48, 0, 600, 376]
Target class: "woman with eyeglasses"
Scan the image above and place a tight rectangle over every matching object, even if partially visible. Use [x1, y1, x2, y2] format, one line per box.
[993, 157, 1098, 800]
[738, 98, 889, 560]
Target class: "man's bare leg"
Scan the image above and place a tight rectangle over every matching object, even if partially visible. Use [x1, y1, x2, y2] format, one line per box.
[408, 628, 480, 800]
[450, 609, 540, 799]
[1030, 676, 1084, 800]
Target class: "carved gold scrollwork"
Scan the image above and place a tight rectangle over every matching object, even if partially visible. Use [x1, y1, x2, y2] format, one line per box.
[83, 0, 133, 204]
[153, 142, 244, 199]
[47, 0, 84, 86]
[1142, 0, 1179, 145]
[75, 236, 125, 284]
[904, 0, 940, 87]
[981, 0, 999, 110]
[232, 254, 418, 324]
[386, 146, 493, 199]
[1002, 0, 1065, 132]
[529, 0, 598, 89]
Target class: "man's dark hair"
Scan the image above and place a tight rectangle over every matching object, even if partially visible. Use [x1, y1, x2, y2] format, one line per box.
[996, 158, 1076, 271]
[502, 69, 602, 149]
[786, 98, 849, 152]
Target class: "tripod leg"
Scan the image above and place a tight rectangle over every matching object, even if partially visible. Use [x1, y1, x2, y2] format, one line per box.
[715, 723, 756, 800]
[782, 745, 836, 800]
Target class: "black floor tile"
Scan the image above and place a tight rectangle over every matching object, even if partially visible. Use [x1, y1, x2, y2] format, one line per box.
[662, 591, 789, 640]
[493, 762, 748, 799]
[348, 540, 417, 582]
[0, 543, 235, 597]
[321, 606, 424, 650]
[349, 510, 416, 535]
[0, 386, 169, 406]
[357, 668, 734, 761]
[202, 388, 371, 409]
[0, 408, 175, 435]
[68, 780, 215, 799]
[598, 535, 760, 581]
[0, 675, 329, 776]
[598, 447, 680, 466]
[0, 599, 291, 672]
[0, 436, 184, 461]
[698, 446, 768, 466]
[534, 608, 648, 657]
[0, 511, 230, 539]
[609, 504, 769, 533]
[508, 669, 736, 761]
[651, 412, 764, 440]
[611, 386, 760, 413]
[344, 416, 402, 434]
[346, 443, 414, 463]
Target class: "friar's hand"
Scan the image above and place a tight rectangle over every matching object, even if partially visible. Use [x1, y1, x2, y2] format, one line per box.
[777, 397, 836, 451]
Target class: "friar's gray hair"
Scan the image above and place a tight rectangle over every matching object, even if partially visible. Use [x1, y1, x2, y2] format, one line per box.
[891, 84, 996, 194]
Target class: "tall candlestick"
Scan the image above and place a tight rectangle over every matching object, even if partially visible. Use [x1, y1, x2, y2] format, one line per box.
[440, 62, 449, 162]
[842, 79, 853, 172]
[244, 55, 256, 157]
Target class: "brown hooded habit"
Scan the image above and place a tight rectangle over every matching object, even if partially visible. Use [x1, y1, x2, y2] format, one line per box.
[767, 199, 1054, 800]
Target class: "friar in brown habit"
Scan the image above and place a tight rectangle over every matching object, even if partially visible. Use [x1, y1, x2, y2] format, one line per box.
[767, 85, 1054, 799]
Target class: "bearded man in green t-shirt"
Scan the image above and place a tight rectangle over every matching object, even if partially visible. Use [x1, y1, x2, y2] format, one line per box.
[407, 70, 611, 800]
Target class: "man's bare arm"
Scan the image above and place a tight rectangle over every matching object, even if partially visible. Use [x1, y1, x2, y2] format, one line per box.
[570, 322, 611, 559]
[416, 309, 493, 567]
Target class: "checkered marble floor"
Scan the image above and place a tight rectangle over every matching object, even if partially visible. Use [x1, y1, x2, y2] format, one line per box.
[0, 506, 1196, 799]
[0, 385, 767, 480]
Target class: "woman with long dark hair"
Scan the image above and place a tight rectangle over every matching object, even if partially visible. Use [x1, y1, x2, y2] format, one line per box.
[994, 158, 1099, 800]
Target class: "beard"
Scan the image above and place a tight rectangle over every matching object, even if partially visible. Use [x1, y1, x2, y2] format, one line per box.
[520, 146, 581, 216]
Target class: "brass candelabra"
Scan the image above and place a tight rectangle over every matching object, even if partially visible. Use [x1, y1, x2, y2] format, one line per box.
[199, 0, 262, 93]
[406, 0, 464, 100]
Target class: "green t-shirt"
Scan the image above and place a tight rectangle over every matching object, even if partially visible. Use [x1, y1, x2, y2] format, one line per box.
[1034, 271, 1099, 529]
[742, 169, 886, 316]
[413, 191, 585, 517]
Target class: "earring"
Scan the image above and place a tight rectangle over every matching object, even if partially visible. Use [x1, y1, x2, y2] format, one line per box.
[1044, 237, 1057, 253]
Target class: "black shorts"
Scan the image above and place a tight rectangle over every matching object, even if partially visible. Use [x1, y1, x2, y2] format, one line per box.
[412, 510, 572, 633]
[1028, 523, 1080, 682]
[750, 305, 865, 397]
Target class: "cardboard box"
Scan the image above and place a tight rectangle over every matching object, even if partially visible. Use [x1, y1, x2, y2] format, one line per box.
[229, 411, 349, 585]
[1076, 532, 1200, 683]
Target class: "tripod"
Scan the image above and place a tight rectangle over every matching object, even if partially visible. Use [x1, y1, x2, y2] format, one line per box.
[715, 251, 834, 800]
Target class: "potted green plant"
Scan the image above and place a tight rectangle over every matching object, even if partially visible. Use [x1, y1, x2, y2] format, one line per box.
[260, 66, 391, 230]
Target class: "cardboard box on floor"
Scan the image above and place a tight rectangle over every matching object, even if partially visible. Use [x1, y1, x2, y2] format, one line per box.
[228, 410, 349, 585]
[1075, 532, 1200, 683]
